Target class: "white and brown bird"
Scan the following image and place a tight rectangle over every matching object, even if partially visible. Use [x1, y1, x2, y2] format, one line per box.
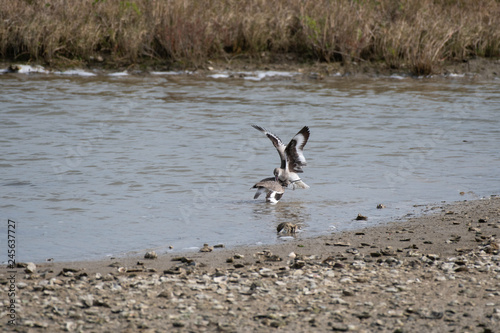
[251, 171, 285, 204]
[252, 125, 310, 190]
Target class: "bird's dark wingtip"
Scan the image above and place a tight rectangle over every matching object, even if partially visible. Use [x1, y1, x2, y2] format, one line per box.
[251, 124, 266, 132]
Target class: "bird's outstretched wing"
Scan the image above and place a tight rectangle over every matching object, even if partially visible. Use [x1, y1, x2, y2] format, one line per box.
[251, 125, 287, 169]
[285, 126, 309, 173]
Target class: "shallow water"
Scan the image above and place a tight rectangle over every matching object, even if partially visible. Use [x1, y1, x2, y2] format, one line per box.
[1, 69, 499, 262]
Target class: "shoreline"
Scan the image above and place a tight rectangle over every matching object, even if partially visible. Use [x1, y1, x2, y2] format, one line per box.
[2, 57, 500, 81]
[8, 196, 499, 270]
[2, 196, 499, 331]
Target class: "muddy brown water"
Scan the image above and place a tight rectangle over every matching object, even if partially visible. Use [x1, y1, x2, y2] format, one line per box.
[1, 70, 499, 262]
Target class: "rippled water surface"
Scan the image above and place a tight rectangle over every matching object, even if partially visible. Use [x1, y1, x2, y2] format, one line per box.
[1, 70, 499, 262]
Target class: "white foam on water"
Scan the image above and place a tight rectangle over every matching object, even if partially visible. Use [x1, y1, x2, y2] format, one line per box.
[6, 64, 50, 74]
[182, 247, 200, 251]
[208, 70, 300, 80]
[108, 71, 129, 77]
[54, 69, 97, 76]
[389, 74, 406, 80]
[150, 71, 185, 75]
[208, 73, 231, 79]
[243, 71, 299, 81]
[446, 73, 465, 78]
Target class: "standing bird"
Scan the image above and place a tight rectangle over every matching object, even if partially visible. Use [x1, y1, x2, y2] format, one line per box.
[251, 174, 285, 204]
[252, 125, 310, 189]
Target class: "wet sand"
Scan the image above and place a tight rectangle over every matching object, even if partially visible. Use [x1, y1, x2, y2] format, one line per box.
[1, 196, 499, 332]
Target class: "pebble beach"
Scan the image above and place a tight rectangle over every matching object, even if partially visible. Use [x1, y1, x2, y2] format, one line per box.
[2, 196, 500, 332]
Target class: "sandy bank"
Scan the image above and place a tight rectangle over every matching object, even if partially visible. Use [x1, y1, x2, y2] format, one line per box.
[1, 196, 499, 332]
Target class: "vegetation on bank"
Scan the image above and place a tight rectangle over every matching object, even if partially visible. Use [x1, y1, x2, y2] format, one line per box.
[1, 0, 499, 75]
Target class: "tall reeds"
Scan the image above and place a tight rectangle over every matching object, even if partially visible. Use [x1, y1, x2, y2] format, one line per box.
[1, 0, 499, 74]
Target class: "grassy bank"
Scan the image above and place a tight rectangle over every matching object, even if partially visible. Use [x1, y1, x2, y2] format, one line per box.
[1, 0, 499, 75]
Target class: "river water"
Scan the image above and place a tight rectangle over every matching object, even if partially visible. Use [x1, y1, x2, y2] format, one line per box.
[1, 68, 499, 263]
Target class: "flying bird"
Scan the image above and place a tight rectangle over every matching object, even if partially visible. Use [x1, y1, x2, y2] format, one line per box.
[252, 125, 310, 190]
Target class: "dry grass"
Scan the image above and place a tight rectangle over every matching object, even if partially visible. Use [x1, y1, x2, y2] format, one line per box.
[1, 0, 499, 75]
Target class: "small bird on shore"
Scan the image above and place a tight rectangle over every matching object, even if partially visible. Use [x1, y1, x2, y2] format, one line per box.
[251, 125, 310, 190]
[277, 222, 298, 234]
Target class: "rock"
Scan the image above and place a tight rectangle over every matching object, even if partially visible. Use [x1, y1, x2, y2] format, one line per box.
[24, 320, 48, 328]
[339, 277, 353, 284]
[343, 289, 355, 296]
[126, 268, 143, 273]
[200, 244, 213, 252]
[164, 267, 186, 275]
[291, 260, 306, 269]
[65, 321, 77, 331]
[171, 256, 194, 263]
[144, 251, 158, 259]
[447, 235, 461, 243]
[78, 295, 94, 308]
[352, 261, 366, 270]
[331, 323, 349, 331]
[25, 262, 37, 274]
[346, 248, 359, 255]
[381, 246, 396, 256]
[327, 242, 351, 247]
[426, 254, 440, 261]
[455, 266, 469, 272]
[420, 310, 444, 319]
[354, 311, 371, 319]
[259, 268, 277, 277]
[17, 282, 28, 289]
[157, 290, 173, 298]
[265, 254, 282, 262]
[213, 275, 227, 283]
